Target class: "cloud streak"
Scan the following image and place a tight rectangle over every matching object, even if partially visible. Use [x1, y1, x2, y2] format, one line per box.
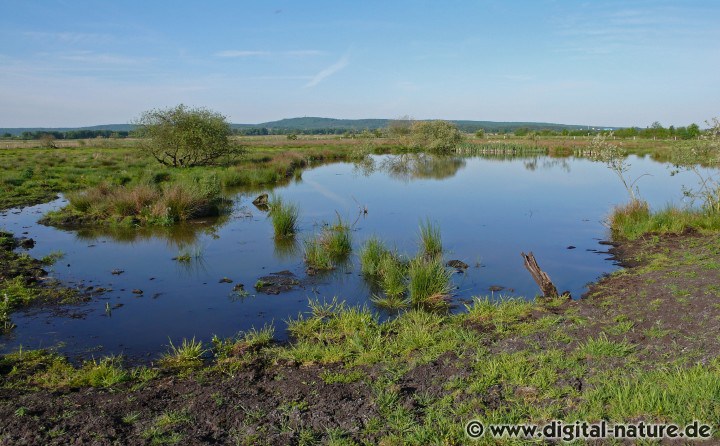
[304, 54, 349, 88]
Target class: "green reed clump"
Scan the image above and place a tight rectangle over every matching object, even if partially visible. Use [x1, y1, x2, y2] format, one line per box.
[359, 237, 389, 277]
[378, 253, 407, 299]
[419, 219, 442, 259]
[268, 195, 299, 238]
[407, 256, 452, 310]
[304, 216, 352, 270]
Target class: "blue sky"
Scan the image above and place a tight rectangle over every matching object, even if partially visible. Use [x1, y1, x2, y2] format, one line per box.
[0, 0, 718, 127]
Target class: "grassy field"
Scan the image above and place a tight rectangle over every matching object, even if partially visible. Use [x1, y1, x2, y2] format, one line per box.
[0, 134, 708, 213]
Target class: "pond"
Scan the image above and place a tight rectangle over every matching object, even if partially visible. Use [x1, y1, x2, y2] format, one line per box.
[0, 154, 706, 361]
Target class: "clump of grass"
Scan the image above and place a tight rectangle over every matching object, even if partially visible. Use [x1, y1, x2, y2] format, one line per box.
[371, 292, 409, 310]
[608, 199, 651, 239]
[31, 354, 131, 388]
[40, 250, 64, 265]
[159, 337, 206, 369]
[304, 216, 352, 270]
[173, 245, 203, 263]
[360, 237, 407, 300]
[212, 323, 275, 360]
[268, 195, 299, 238]
[47, 177, 226, 227]
[465, 296, 534, 333]
[359, 237, 390, 277]
[609, 200, 720, 240]
[304, 237, 334, 270]
[378, 253, 407, 299]
[407, 256, 452, 309]
[419, 218, 443, 259]
[576, 333, 634, 358]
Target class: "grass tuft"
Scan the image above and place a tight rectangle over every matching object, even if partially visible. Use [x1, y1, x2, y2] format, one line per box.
[418, 218, 442, 259]
[268, 195, 299, 238]
[159, 337, 206, 370]
[407, 256, 452, 309]
[304, 216, 352, 270]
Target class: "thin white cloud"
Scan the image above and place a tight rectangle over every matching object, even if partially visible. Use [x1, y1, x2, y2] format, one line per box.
[304, 54, 349, 88]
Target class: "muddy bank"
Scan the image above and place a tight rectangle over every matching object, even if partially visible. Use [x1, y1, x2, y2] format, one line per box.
[1, 231, 720, 444]
[0, 231, 85, 333]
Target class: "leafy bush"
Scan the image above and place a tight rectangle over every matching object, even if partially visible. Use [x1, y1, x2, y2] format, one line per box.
[134, 104, 242, 167]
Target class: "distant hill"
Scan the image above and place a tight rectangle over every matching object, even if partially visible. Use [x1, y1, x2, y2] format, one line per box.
[1, 118, 603, 137]
[0, 124, 134, 136]
[232, 117, 598, 133]
[232, 117, 594, 133]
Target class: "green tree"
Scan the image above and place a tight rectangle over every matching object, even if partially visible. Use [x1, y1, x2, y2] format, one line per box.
[134, 104, 241, 167]
[687, 123, 701, 139]
[410, 120, 464, 152]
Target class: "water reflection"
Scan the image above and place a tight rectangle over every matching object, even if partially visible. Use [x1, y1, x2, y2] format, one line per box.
[354, 152, 574, 181]
[273, 236, 300, 260]
[523, 157, 572, 172]
[354, 153, 467, 181]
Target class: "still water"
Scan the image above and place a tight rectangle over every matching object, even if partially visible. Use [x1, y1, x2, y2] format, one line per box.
[0, 154, 705, 360]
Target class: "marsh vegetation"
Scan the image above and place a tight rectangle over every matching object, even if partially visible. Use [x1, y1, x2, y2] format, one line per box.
[2, 119, 720, 443]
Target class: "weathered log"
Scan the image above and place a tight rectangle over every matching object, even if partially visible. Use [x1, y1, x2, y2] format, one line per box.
[521, 251, 559, 298]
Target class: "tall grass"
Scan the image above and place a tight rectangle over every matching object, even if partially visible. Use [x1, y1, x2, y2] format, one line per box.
[407, 256, 452, 309]
[268, 195, 299, 238]
[359, 237, 390, 277]
[419, 219, 442, 259]
[609, 200, 720, 240]
[378, 254, 407, 299]
[57, 177, 226, 226]
[304, 216, 352, 270]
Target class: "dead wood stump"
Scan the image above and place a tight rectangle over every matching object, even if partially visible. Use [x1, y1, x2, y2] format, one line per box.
[521, 252, 559, 298]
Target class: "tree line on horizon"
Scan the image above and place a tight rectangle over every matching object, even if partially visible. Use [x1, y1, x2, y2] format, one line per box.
[0, 117, 705, 141]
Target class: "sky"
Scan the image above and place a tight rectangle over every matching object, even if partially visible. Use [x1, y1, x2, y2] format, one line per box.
[0, 0, 718, 128]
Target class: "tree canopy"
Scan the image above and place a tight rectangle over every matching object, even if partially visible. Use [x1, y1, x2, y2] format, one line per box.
[410, 120, 464, 152]
[134, 104, 241, 167]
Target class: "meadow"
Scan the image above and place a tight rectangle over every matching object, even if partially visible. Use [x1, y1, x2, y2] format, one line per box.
[1, 132, 720, 444]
